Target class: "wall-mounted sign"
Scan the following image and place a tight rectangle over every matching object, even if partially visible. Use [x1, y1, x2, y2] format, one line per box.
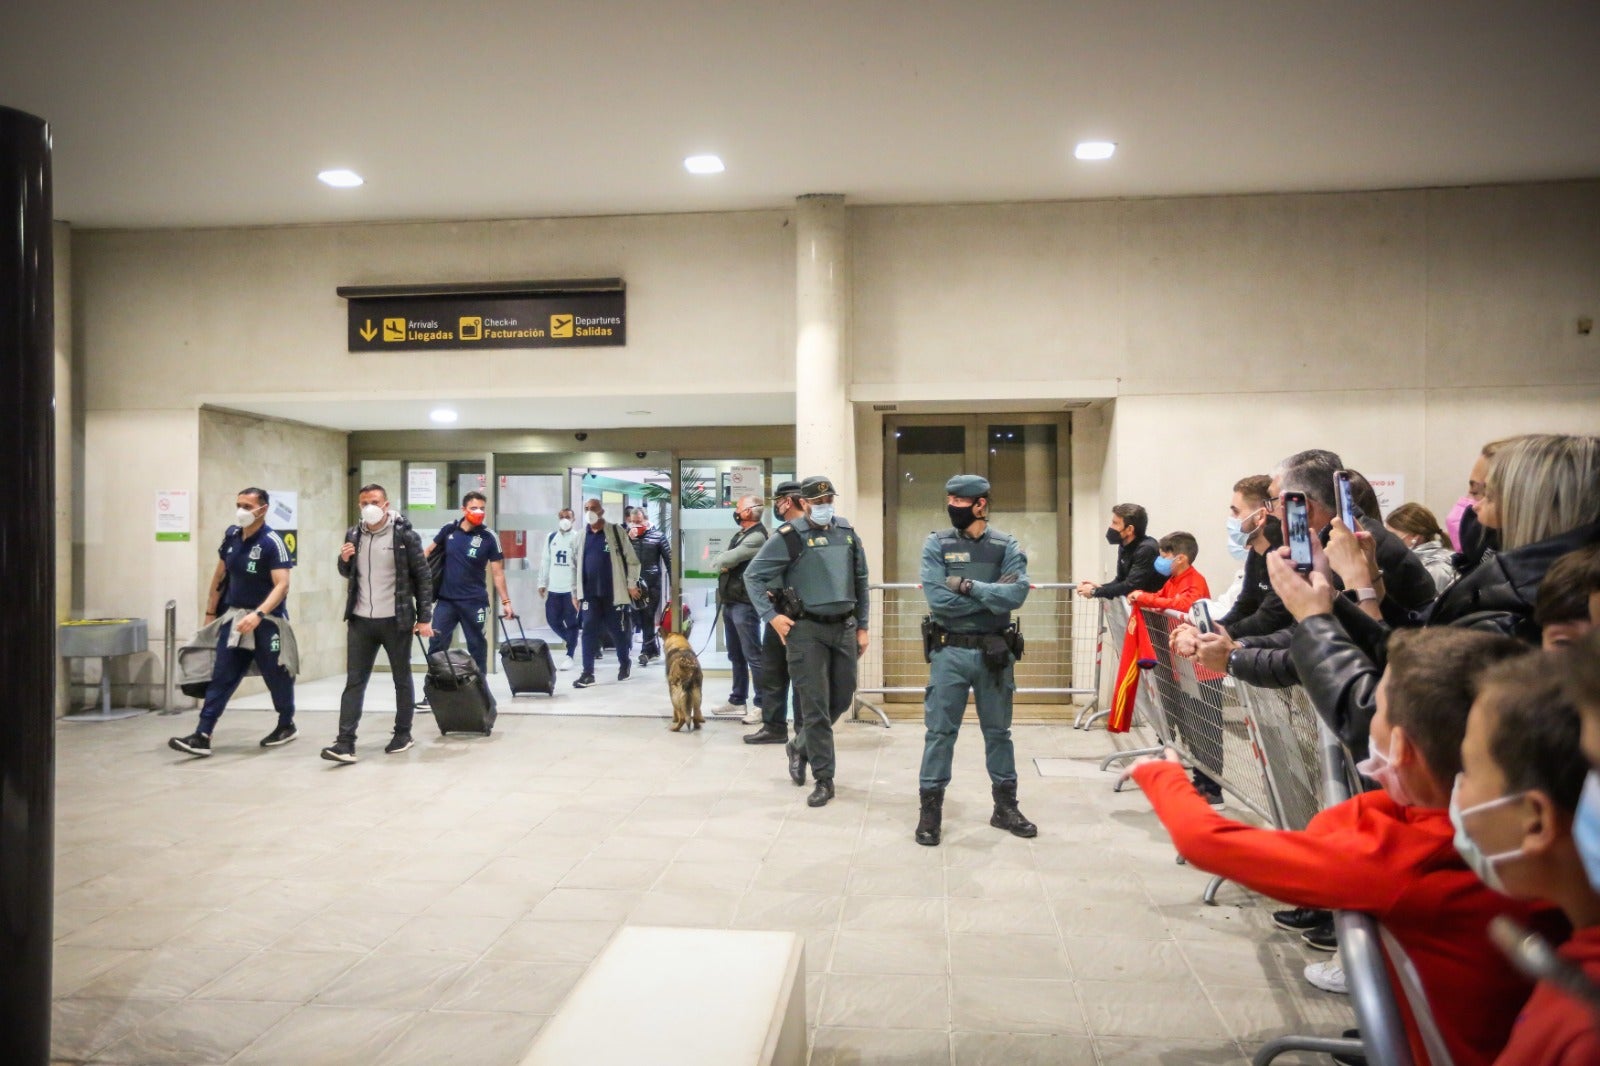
[155, 490, 191, 542]
[340, 281, 626, 352]
[1366, 474, 1405, 517]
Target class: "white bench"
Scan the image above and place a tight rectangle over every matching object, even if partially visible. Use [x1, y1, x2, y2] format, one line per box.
[522, 926, 806, 1066]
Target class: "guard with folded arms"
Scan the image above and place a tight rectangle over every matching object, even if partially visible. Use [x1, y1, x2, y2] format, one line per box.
[915, 474, 1034, 845]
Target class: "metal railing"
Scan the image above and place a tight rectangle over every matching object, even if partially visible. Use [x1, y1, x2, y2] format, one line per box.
[1088, 597, 1412, 1066]
[850, 584, 1104, 725]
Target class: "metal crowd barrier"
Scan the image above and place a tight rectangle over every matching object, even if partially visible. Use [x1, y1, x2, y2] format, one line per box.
[1088, 597, 1412, 1066]
[850, 583, 1104, 725]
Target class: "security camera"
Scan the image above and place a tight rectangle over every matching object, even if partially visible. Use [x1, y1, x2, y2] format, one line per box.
[635, 451, 647, 460]
[575, 432, 588, 442]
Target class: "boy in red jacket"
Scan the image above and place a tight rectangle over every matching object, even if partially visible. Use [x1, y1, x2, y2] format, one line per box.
[1128, 531, 1210, 616]
[1125, 627, 1549, 1066]
[1458, 653, 1600, 1066]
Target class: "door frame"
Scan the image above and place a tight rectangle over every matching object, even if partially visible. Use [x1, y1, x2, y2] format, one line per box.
[882, 412, 1072, 583]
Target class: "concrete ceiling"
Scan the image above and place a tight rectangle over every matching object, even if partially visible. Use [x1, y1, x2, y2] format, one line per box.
[4, 1, 1599, 230]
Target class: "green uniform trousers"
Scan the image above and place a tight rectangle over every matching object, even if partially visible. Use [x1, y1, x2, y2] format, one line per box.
[919, 644, 1016, 791]
[786, 617, 857, 782]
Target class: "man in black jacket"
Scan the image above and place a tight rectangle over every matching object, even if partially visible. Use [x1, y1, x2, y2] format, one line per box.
[625, 506, 673, 666]
[1215, 475, 1291, 638]
[1078, 503, 1166, 601]
[323, 484, 434, 764]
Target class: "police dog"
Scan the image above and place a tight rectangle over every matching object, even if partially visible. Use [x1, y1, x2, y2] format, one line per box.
[663, 632, 704, 732]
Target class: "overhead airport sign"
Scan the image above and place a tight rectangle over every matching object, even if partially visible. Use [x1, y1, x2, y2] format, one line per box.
[338, 279, 625, 351]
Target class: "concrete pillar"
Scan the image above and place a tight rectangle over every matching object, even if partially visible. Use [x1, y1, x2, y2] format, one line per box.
[793, 194, 855, 513]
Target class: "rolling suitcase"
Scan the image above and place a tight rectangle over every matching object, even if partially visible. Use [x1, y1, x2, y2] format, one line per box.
[418, 635, 497, 735]
[499, 617, 556, 696]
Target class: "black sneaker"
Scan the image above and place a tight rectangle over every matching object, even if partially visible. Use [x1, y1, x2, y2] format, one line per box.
[618, 659, 632, 682]
[169, 732, 212, 757]
[320, 739, 357, 764]
[1303, 921, 1339, 952]
[259, 723, 297, 748]
[573, 673, 596, 689]
[1330, 1028, 1365, 1066]
[415, 696, 430, 709]
[1272, 907, 1331, 933]
[638, 651, 650, 667]
[384, 732, 414, 755]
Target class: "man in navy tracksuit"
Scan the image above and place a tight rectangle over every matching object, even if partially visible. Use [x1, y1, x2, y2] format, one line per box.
[169, 487, 296, 756]
[425, 490, 513, 676]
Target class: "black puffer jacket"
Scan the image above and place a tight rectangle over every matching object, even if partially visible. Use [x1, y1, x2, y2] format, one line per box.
[1425, 518, 1600, 641]
[1290, 518, 1600, 757]
[1092, 535, 1165, 599]
[340, 516, 434, 630]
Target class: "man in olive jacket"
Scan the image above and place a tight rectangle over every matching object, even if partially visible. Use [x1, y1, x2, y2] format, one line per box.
[323, 483, 434, 764]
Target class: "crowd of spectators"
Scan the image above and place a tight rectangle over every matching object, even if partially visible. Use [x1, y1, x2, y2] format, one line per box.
[1094, 433, 1600, 1064]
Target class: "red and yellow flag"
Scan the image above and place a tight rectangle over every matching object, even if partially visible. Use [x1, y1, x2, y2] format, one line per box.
[1107, 606, 1156, 733]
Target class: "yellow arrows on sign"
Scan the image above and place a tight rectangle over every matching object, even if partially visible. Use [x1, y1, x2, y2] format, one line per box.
[359, 319, 378, 341]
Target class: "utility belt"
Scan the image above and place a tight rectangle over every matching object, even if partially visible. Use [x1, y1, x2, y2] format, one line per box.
[921, 617, 1024, 671]
[765, 586, 854, 626]
[797, 609, 855, 625]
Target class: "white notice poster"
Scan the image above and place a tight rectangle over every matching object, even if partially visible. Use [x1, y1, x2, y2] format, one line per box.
[729, 464, 763, 501]
[155, 490, 191, 542]
[267, 491, 299, 530]
[1366, 474, 1405, 517]
[408, 467, 438, 510]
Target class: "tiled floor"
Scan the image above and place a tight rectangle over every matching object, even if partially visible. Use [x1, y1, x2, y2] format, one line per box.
[52, 681, 1352, 1065]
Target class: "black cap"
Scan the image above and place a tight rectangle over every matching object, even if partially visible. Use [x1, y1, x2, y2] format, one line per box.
[800, 475, 836, 500]
[773, 479, 803, 497]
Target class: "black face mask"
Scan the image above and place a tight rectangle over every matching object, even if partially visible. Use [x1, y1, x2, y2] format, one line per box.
[1262, 515, 1284, 550]
[948, 504, 978, 531]
[1105, 526, 1123, 546]
[1457, 504, 1499, 561]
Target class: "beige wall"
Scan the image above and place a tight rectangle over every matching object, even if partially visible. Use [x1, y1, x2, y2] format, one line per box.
[73, 181, 1600, 645]
[850, 182, 1600, 585]
[197, 408, 348, 687]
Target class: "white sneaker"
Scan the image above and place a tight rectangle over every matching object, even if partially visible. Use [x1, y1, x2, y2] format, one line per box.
[742, 710, 763, 725]
[711, 702, 745, 717]
[1304, 959, 1348, 995]
[558, 655, 574, 671]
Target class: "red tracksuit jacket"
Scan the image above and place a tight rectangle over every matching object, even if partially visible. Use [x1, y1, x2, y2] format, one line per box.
[1493, 925, 1600, 1065]
[1134, 566, 1210, 615]
[1132, 760, 1553, 1066]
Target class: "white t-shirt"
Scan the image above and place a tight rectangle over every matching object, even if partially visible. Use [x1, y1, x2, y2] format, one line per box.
[539, 528, 579, 594]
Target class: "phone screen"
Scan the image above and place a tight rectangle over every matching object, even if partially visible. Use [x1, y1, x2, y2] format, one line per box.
[1285, 494, 1313, 571]
[1335, 472, 1357, 530]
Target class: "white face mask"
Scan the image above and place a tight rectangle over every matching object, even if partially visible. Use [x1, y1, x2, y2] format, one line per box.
[360, 503, 386, 527]
[1449, 775, 1527, 895]
[235, 506, 259, 526]
[557, 517, 573, 532]
[1355, 731, 1418, 807]
[585, 510, 602, 526]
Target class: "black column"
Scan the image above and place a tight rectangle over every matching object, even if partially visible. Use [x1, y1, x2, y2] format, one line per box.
[0, 105, 56, 1065]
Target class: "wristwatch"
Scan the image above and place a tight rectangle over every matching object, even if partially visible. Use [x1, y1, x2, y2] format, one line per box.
[1352, 587, 1378, 603]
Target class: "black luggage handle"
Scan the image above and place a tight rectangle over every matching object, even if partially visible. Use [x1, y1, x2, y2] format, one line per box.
[497, 614, 528, 643]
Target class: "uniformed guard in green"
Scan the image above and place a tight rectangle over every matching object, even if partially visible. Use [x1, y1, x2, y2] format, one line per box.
[743, 474, 870, 808]
[915, 474, 1036, 845]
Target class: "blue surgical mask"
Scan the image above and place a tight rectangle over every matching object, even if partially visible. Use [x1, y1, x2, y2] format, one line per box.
[809, 504, 835, 526]
[1576, 771, 1600, 892]
[1225, 517, 1250, 561]
[1154, 555, 1174, 577]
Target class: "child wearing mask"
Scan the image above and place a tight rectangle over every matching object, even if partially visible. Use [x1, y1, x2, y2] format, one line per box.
[1455, 653, 1600, 1065]
[1124, 628, 1555, 1066]
[1128, 531, 1210, 615]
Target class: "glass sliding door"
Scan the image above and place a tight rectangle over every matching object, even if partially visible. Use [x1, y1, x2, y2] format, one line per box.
[678, 458, 776, 671]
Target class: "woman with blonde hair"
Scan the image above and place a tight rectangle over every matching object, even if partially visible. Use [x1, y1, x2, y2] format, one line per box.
[1386, 502, 1456, 592]
[1430, 433, 1600, 637]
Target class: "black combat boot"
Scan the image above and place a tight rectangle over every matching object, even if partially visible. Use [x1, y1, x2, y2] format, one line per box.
[785, 739, 807, 786]
[807, 778, 834, 807]
[915, 787, 944, 846]
[989, 781, 1037, 838]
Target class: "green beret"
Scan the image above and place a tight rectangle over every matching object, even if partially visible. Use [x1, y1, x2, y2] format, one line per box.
[800, 475, 836, 500]
[944, 474, 990, 498]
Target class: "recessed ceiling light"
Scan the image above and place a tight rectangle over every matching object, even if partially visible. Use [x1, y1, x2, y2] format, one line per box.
[429, 408, 458, 424]
[1073, 141, 1116, 161]
[683, 155, 725, 175]
[318, 168, 364, 188]
[625, 409, 652, 415]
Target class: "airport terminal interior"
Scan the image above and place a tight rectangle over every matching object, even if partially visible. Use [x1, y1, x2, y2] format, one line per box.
[4, 3, 1600, 1065]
